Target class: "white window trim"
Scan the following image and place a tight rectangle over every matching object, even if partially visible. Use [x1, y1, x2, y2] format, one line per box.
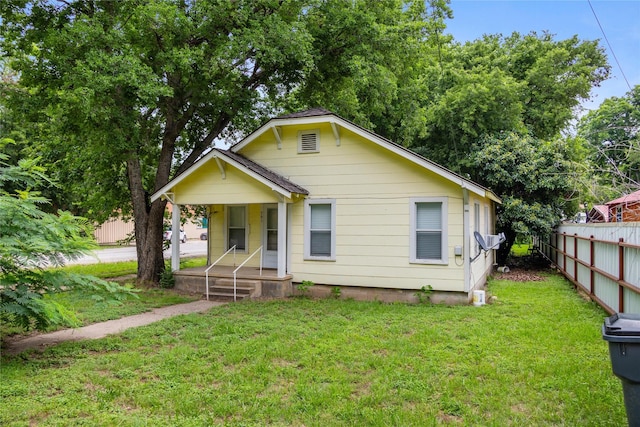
[304, 198, 336, 261]
[226, 205, 248, 253]
[409, 197, 448, 265]
[298, 129, 320, 154]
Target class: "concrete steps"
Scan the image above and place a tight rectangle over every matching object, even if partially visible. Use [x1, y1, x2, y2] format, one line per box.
[204, 279, 261, 302]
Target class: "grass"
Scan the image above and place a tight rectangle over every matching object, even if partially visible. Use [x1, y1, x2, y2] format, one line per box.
[45, 288, 197, 326]
[0, 258, 207, 337]
[0, 272, 625, 426]
[58, 257, 207, 279]
[510, 243, 532, 257]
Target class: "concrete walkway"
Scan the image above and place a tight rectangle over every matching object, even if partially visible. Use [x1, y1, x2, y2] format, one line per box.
[3, 300, 224, 356]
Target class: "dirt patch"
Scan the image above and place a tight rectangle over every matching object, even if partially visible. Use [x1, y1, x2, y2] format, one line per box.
[493, 268, 546, 282]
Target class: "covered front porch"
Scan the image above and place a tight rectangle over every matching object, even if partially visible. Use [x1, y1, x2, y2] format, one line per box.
[151, 149, 309, 300]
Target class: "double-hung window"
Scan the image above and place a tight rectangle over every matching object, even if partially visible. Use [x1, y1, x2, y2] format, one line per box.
[227, 205, 247, 251]
[304, 199, 336, 260]
[410, 197, 448, 264]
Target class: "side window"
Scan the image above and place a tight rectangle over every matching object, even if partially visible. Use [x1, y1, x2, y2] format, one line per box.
[304, 199, 336, 260]
[410, 198, 448, 264]
[227, 205, 247, 251]
[474, 202, 480, 255]
[484, 205, 490, 237]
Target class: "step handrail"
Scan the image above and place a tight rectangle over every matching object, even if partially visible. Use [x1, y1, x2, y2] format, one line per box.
[205, 245, 236, 301]
[232, 246, 263, 302]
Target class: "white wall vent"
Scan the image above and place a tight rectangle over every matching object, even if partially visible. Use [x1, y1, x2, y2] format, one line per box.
[298, 130, 319, 153]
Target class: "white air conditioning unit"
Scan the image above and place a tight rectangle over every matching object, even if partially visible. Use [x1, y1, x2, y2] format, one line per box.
[485, 233, 505, 250]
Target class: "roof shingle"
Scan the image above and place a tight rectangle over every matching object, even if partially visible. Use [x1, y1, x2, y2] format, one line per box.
[276, 107, 333, 119]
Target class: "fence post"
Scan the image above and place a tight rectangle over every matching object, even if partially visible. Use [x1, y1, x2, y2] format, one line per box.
[590, 236, 595, 296]
[574, 233, 578, 282]
[562, 232, 567, 274]
[619, 238, 625, 313]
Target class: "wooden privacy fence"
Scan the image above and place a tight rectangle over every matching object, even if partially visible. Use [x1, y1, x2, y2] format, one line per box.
[538, 224, 640, 314]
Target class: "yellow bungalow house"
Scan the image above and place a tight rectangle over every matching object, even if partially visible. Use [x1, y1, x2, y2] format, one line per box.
[152, 108, 501, 304]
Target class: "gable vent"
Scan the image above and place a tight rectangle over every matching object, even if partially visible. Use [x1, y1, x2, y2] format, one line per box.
[298, 130, 319, 153]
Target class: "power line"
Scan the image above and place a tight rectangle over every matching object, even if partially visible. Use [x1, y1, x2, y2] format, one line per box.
[587, 0, 632, 92]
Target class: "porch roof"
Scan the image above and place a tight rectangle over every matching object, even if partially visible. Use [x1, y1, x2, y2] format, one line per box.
[220, 150, 309, 195]
[151, 148, 309, 203]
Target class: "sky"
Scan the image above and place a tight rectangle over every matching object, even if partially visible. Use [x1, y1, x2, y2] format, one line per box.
[444, 0, 640, 112]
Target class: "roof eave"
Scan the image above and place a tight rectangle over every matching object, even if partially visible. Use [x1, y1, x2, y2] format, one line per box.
[150, 150, 307, 203]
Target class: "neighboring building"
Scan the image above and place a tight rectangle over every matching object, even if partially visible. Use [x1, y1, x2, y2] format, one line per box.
[606, 190, 640, 223]
[93, 203, 205, 244]
[587, 205, 610, 223]
[93, 217, 135, 245]
[152, 108, 501, 303]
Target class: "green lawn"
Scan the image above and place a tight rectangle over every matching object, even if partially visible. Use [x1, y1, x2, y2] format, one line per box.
[0, 258, 207, 337]
[57, 256, 207, 279]
[510, 243, 532, 257]
[0, 273, 625, 426]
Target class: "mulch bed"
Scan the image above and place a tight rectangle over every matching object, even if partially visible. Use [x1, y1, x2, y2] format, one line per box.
[493, 268, 546, 282]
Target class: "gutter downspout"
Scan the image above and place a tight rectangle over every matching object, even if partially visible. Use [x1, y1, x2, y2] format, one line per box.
[463, 189, 471, 293]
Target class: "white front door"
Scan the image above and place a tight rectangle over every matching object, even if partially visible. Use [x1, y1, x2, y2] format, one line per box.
[263, 204, 278, 268]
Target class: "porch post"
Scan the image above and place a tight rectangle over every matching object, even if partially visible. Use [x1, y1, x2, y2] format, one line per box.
[171, 203, 180, 272]
[277, 200, 287, 278]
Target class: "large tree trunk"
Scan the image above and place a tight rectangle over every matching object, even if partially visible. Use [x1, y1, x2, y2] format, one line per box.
[127, 157, 167, 283]
[496, 228, 517, 266]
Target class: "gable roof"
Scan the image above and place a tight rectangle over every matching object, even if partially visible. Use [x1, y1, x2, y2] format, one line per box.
[151, 148, 308, 202]
[232, 108, 500, 203]
[588, 204, 609, 222]
[605, 189, 640, 206]
[221, 149, 309, 195]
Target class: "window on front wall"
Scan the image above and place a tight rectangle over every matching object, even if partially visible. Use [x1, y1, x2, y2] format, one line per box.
[304, 199, 335, 260]
[227, 205, 247, 251]
[410, 197, 448, 264]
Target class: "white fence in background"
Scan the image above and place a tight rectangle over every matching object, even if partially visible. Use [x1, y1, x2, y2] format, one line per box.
[538, 223, 640, 314]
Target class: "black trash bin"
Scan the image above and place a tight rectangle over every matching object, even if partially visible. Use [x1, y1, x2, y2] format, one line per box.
[602, 313, 640, 427]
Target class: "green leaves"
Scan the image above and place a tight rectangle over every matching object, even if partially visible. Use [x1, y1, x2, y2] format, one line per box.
[470, 132, 587, 262]
[0, 155, 135, 330]
[578, 85, 640, 196]
[406, 31, 609, 172]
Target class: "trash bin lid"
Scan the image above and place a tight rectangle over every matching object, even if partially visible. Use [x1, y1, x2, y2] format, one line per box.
[604, 313, 640, 336]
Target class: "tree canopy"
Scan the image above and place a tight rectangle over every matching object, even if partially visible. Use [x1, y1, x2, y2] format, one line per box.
[406, 32, 609, 173]
[578, 85, 640, 198]
[470, 132, 588, 262]
[0, 0, 616, 276]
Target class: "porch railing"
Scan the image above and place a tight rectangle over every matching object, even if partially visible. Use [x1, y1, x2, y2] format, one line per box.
[233, 246, 263, 302]
[205, 245, 236, 301]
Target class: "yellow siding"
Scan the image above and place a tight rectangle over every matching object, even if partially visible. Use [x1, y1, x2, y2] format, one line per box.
[469, 196, 497, 289]
[173, 160, 282, 205]
[239, 124, 479, 291]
